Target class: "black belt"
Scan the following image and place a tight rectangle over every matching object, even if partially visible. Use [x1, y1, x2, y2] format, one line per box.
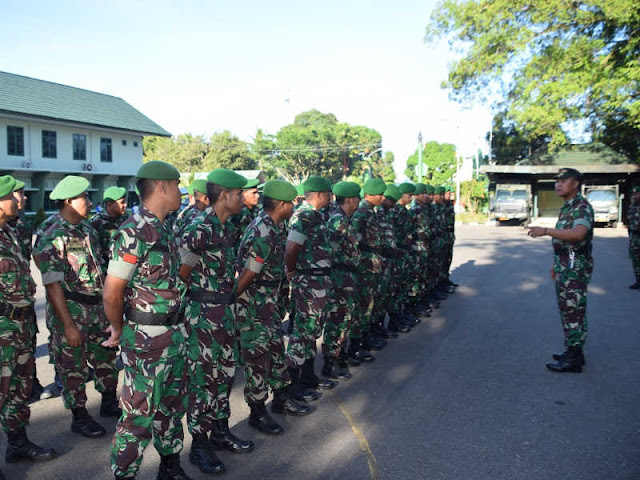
[254, 279, 282, 288]
[126, 309, 182, 326]
[64, 290, 101, 305]
[187, 289, 236, 305]
[333, 264, 356, 273]
[297, 268, 331, 276]
[360, 245, 383, 254]
[553, 245, 590, 256]
[0, 303, 34, 320]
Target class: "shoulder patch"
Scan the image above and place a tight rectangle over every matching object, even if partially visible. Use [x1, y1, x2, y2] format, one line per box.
[122, 253, 138, 264]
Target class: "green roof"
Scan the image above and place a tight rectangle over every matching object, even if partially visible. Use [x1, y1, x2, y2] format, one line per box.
[0, 71, 170, 137]
[519, 143, 629, 166]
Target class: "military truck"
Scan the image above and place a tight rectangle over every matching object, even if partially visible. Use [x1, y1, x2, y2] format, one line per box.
[490, 184, 532, 225]
[583, 184, 619, 227]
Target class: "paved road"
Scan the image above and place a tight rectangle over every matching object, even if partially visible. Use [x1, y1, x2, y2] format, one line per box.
[3, 224, 639, 480]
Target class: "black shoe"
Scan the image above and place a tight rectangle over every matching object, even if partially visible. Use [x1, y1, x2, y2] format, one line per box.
[5, 427, 57, 463]
[363, 336, 386, 351]
[209, 419, 254, 454]
[346, 354, 362, 367]
[28, 378, 45, 404]
[388, 321, 410, 334]
[100, 391, 122, 418]
[71, 407, 106, 438]
[447, 279, 459, 287]
[271, 387, 314, 416]
[189, 434, 225, 475]
[629, 282, 640, 289]
[300, 358, 337, 390]
[546, 346, 584, 373]
[158, 453, 192, 480]
[552, 349, 586, 366]
[290, 385, 322, 402]
[248, 402, 283, 434]
[349, 341, 375, 363]
[322, 356, 352, 380]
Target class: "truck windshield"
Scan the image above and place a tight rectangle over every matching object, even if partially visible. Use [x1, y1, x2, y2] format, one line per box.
[496, 190, 527, 201]
[586, 190, 616, 202]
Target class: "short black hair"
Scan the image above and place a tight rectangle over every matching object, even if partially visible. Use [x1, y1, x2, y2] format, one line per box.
[335, 196, 348, 206]
[136, 178, 159, 202]
[262, 196, 285, 212]
[207, 182, 228, 204]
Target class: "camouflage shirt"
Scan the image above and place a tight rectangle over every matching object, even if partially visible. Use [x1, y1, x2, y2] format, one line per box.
[107, 205, 183, 314]
[0, 224, 36, 307]
[392, 204, 414, 250]
[34, 213, 104, 295]
[552, 193, 594, 276]
[236, 210, 286, 285]
[179, 206, 237, 295]
[409, 200, 430, 252]
[327, 206, 360, 289]
[33, 214, 58, 255]
[629, 203, 640, 238]
[231, 205, 260, 245]
[287, 201, 332, 271]
[444, 201, 455, 238]
[173, 204, 202, 240]
[7, 215, 33, 261]
[90, 211, 127, 267]
[376, 206, 399, 257]
[351, 200, 384, 273]
[429, 202, 447, 241]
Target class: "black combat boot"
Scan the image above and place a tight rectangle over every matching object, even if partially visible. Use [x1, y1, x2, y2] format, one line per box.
[346, 340, 362, 366]
[288, 366, 321, 402]
[100, 390, 122, 418]
[248, 401, 283, 434]
[5, 427, 57, 463]
[71, 407, 106, 438]
[335, 352, 353, 380]
[348, 340, 375, 363]
[158, 453, 192, 480]
[447, 277, 459, 287]
[322, 355, 352, 380]
[300, 358, 337, 390]
[552, 346, 586, 366]
[629, 276, 640, 289]
[271, 386, 314, 416]
[189, 433, 225, 474]
[546, 346, 584, 373]
[363, 335, 385, 351]
[209, 418, 254, 453]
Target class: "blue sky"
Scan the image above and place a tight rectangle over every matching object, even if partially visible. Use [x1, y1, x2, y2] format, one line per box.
[1, 0, 492, 178]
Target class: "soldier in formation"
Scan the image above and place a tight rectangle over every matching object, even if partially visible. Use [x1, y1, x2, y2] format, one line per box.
[627, 185, 640, 289]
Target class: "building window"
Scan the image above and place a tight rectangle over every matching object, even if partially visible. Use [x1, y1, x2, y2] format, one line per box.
[73, 134, 87, 160]
[133, 141, 138, 147]
[7, 126, 24, 156]
[122, 139, 127, 146]
[100, 137, 112, 162]
[42, 130, 57, 158]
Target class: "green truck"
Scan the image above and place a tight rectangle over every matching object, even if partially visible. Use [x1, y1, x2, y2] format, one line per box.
[490, 184, 532, 225]
[582, 184, 620, 227]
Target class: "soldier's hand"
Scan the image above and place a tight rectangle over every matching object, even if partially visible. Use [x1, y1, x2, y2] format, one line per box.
[64, 324, 83, 347]
[527, 227, 545, 238]
[102, 325, 121, 348]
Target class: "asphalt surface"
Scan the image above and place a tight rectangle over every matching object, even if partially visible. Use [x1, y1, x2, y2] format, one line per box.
[2, 224, 639, 480]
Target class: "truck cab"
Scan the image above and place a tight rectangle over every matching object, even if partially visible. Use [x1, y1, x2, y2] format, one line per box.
[583, 185, 619, 227]
[490, 184, 532, 225]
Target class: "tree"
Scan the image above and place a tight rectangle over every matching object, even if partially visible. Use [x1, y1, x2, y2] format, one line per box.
[143, 134, 208, 172]
[460, 178, 487, 213]
[426, 0, 640, 149]
[487, 114, 550, 164]
[204, 131, 257, 171]
[404, 141, 457, 185]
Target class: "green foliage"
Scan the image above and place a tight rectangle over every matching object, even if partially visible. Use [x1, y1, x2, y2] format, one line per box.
[426, 0, 640, 150]
[460, 178, 488, 214]
[205, 131, 256, 170]
[487, 113, 550, 164]
[404, 141, 457, 185]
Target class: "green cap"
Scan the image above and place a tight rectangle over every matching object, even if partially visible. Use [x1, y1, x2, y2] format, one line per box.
[50, 175, 90, 200]
[136, 160, 180, 180]
[332, 181, 361, 198]
[207, 169, 247, 189]
[303, 176, 331, 193]
[633, 186, 640, 193]
[363, 178, 386, 195]
[555, 168, 582, 181]
[13, 180, 25, 192]
[243, 178, 260, 190]
[398, 182, 416, 194]
[188, 179, 208, 196]
[103, 186, 127, 202]
[414, 183, 426, 195]
[0, 175, 17, 198]
[425, 184, 435, 195]
[263, 180, 297, 201]
[434, 186, 445, 195]
[384, 184, 402, 201]
[295, 184, 305, 196]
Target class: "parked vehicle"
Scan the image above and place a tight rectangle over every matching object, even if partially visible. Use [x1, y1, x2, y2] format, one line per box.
[583, 185, 619, 227]
[490, 184, 532, 225]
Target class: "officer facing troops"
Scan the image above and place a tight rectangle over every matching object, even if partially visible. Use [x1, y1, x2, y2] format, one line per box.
[0, 176, 57, 480]
[627, 185, 640, 289]
[528, 168, 594, 373]
[235, 179, 312, 436]
[90, 186, 129, 267]
[34, 176, 120, 438]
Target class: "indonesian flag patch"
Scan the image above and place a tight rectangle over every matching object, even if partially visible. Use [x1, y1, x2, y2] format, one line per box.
[122, 253, 138, 264]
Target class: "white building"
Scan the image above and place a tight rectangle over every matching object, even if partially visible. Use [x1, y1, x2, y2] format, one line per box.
[0, 71, 170, 213]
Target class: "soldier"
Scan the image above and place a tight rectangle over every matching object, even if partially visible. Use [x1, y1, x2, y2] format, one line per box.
[102, 161, 191, 480]
[322, 181, 362, 380]
[178, 169, 254, 475]
[235, 180, 312, 436]
[34, 176, 119, 439]
[285, 176, 335, 398]
[443, 186, 459, 288]
[627, 186, 640, 289]
[232, 178, 261, 244]
[0, 176, 57, 480]
[173, 179, 209, 238]
[90, 186, 129, 267]
[408, 183, 433, 317]
[432, 186, 454, 297]
[528, 168, 594, 373]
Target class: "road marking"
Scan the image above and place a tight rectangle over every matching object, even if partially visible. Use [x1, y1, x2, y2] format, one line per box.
[335, 399, 382, 480]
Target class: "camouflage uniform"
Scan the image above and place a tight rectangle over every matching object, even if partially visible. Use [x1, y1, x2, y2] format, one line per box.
[108, 205, 188, 478]
[0, 224, 36, 433]
[7, 216, 32, 261]
[429, 202, 447, 286]
[286, 202, 332, 367]
[628, 202, 640, 282]
[409, 199, 431, 301]
[235, 211, 290, 404]
[179, 206, 238, 434]
[552, 194, 594, 347]
[90, 210, 127, 267]
[371, 205, 398, 327]
[389, 203, 414, 313]
[231, 205, 260, 246]
[443, 200, 456, 278]
[324, 205, 360, 359]
[34, 214, 117, 411]
[172, 204, 202, 239]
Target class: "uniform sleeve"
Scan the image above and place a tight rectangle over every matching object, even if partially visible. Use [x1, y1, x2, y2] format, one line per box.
[243, 232, 272, 274]
[287, 212, 307, 245]
[35, 234, 66, 285]
[107, 228, 142, 281]
[177, 220, 207, 268]
[573, 204, 593, 230]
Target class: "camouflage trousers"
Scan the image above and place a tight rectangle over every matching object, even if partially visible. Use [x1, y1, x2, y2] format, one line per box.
[0, 313, 36, 433]
[47, 300, 118, 410]
[111, 322, 188, 478]
[555, 271, 590, 347]
[236, 285, 290, 405]
[629, 236, 640, 278]
[286, 274, 331, 367]
[371, 263, 392, 327]
[445, 234, 455, 277]
[324, 272, 355, 359]
[184, 300, 237, 435]
[350, 271, 378, 341]
[409, 250, 430, 300]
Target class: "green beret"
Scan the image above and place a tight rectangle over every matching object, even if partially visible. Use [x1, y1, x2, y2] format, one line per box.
[633, 186, 640, 193]
[555, 168, 582, 181]
[207, 169, 247, 189]
[50, 175, 90, 200]
[13, 180, 25, 192]
[363, 178, 386, 195]
[0, 175, 17, 198]
[425, 184, 435, 195]
[190, 179, 208, 195]
[384, 184, 402, 201]
[103, 186, 127, 202]
[243, 178, 260, 190]
[136, 160, 180, 180]
[295, 184, 305, 196]
[303, 176, 331, 193]
[263, 180, 297, 201]
[414, 183, 426, 195]
[332, 181, 361, 198]
[434, 186, 445, 195]
[398, 182, 416, 194]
